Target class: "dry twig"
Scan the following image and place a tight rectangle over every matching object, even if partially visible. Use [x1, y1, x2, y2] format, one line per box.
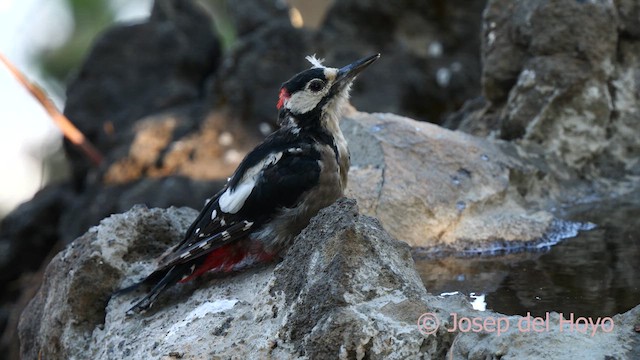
[0, 53, 103, 165]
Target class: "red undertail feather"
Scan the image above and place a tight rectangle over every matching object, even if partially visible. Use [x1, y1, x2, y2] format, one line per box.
[178, 243, 278, 283]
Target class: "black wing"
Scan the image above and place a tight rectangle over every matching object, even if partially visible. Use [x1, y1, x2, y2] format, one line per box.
[119, 131, 323, 313]
[156, 134, 322, 269]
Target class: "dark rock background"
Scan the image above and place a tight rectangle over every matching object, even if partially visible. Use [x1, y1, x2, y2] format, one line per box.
[453, 0, 640, 186]
[3, 0, 640, 357]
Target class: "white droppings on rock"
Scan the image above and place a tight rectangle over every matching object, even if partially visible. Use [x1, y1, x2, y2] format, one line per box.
[166, 300, 239, 338]
[470, 293, 486, 311]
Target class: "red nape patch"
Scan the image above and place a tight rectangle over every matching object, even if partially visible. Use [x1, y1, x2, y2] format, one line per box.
[277, 88, 289, 110]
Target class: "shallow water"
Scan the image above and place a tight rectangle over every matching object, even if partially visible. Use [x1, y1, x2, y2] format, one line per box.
[414, 200, 640, 318]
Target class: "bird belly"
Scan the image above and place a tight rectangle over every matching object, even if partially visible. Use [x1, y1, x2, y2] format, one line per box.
[254, 154, 344, 252]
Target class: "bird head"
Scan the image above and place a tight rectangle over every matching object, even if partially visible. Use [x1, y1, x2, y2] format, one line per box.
[277, 54, 380, 127]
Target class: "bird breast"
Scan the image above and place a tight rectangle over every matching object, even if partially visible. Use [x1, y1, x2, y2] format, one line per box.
[251, 143, 345, 252]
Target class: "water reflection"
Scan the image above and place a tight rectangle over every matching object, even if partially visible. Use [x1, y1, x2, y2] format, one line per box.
[414, 200, 640, 318]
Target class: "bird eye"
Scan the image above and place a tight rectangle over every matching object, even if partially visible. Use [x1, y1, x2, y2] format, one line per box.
[308, 79, 325, 92]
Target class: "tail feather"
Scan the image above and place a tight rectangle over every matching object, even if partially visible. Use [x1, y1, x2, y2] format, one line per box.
[112, 267, 183, 315]
[111, 268, 167, 298]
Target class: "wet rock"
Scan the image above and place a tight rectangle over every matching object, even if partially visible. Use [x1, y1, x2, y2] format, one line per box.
[64, 0, 221, 185]
[18, 199, 639, 359]
[342, 111, 563, 251]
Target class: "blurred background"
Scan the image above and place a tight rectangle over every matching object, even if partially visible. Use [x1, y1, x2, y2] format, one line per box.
[0, 0, 153, 217]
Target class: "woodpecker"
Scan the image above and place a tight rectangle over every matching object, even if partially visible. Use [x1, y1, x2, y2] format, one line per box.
[118, 53, 380, 313]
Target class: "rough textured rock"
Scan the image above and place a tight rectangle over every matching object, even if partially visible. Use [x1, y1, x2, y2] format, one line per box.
[17, 200, 443, 359]
[342, 111, 582, 251]
[18, 200, 640, 359]
[456, 0, 640, 185]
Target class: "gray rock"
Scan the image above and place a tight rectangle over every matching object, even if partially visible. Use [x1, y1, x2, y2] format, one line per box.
[457, 0, 640, 187]
[342, 111, 567, 251]
[17, 206, 200, 360]
[17, 200, 440, 359]
[18, 199, 640, 359]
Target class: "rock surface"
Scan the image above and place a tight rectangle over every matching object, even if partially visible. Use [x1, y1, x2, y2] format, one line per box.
[343, 111, 583, 251]
[455, 0, 640, 186]
[18, 200, 639, 359]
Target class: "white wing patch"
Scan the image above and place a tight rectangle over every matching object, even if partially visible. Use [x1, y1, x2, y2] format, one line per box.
[218, 151, 284, 214]
[219, 181, 255, 214]
[210, 209, 217, 220]
[306, 54, 325, 68]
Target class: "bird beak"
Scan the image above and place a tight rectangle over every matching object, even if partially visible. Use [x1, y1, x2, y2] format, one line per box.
[334, 53, 380, 88]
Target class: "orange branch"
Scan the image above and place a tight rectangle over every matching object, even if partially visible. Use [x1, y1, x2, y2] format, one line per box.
[0, 53, 103, 166]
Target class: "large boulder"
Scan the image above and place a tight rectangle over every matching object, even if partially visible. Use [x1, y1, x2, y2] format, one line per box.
[342, 111, 586, 251]
[18, 200, 639, 359]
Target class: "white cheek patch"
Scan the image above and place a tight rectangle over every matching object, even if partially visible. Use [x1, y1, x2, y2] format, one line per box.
[218, 152, 283, 214]
[285, 91, 323, 114]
